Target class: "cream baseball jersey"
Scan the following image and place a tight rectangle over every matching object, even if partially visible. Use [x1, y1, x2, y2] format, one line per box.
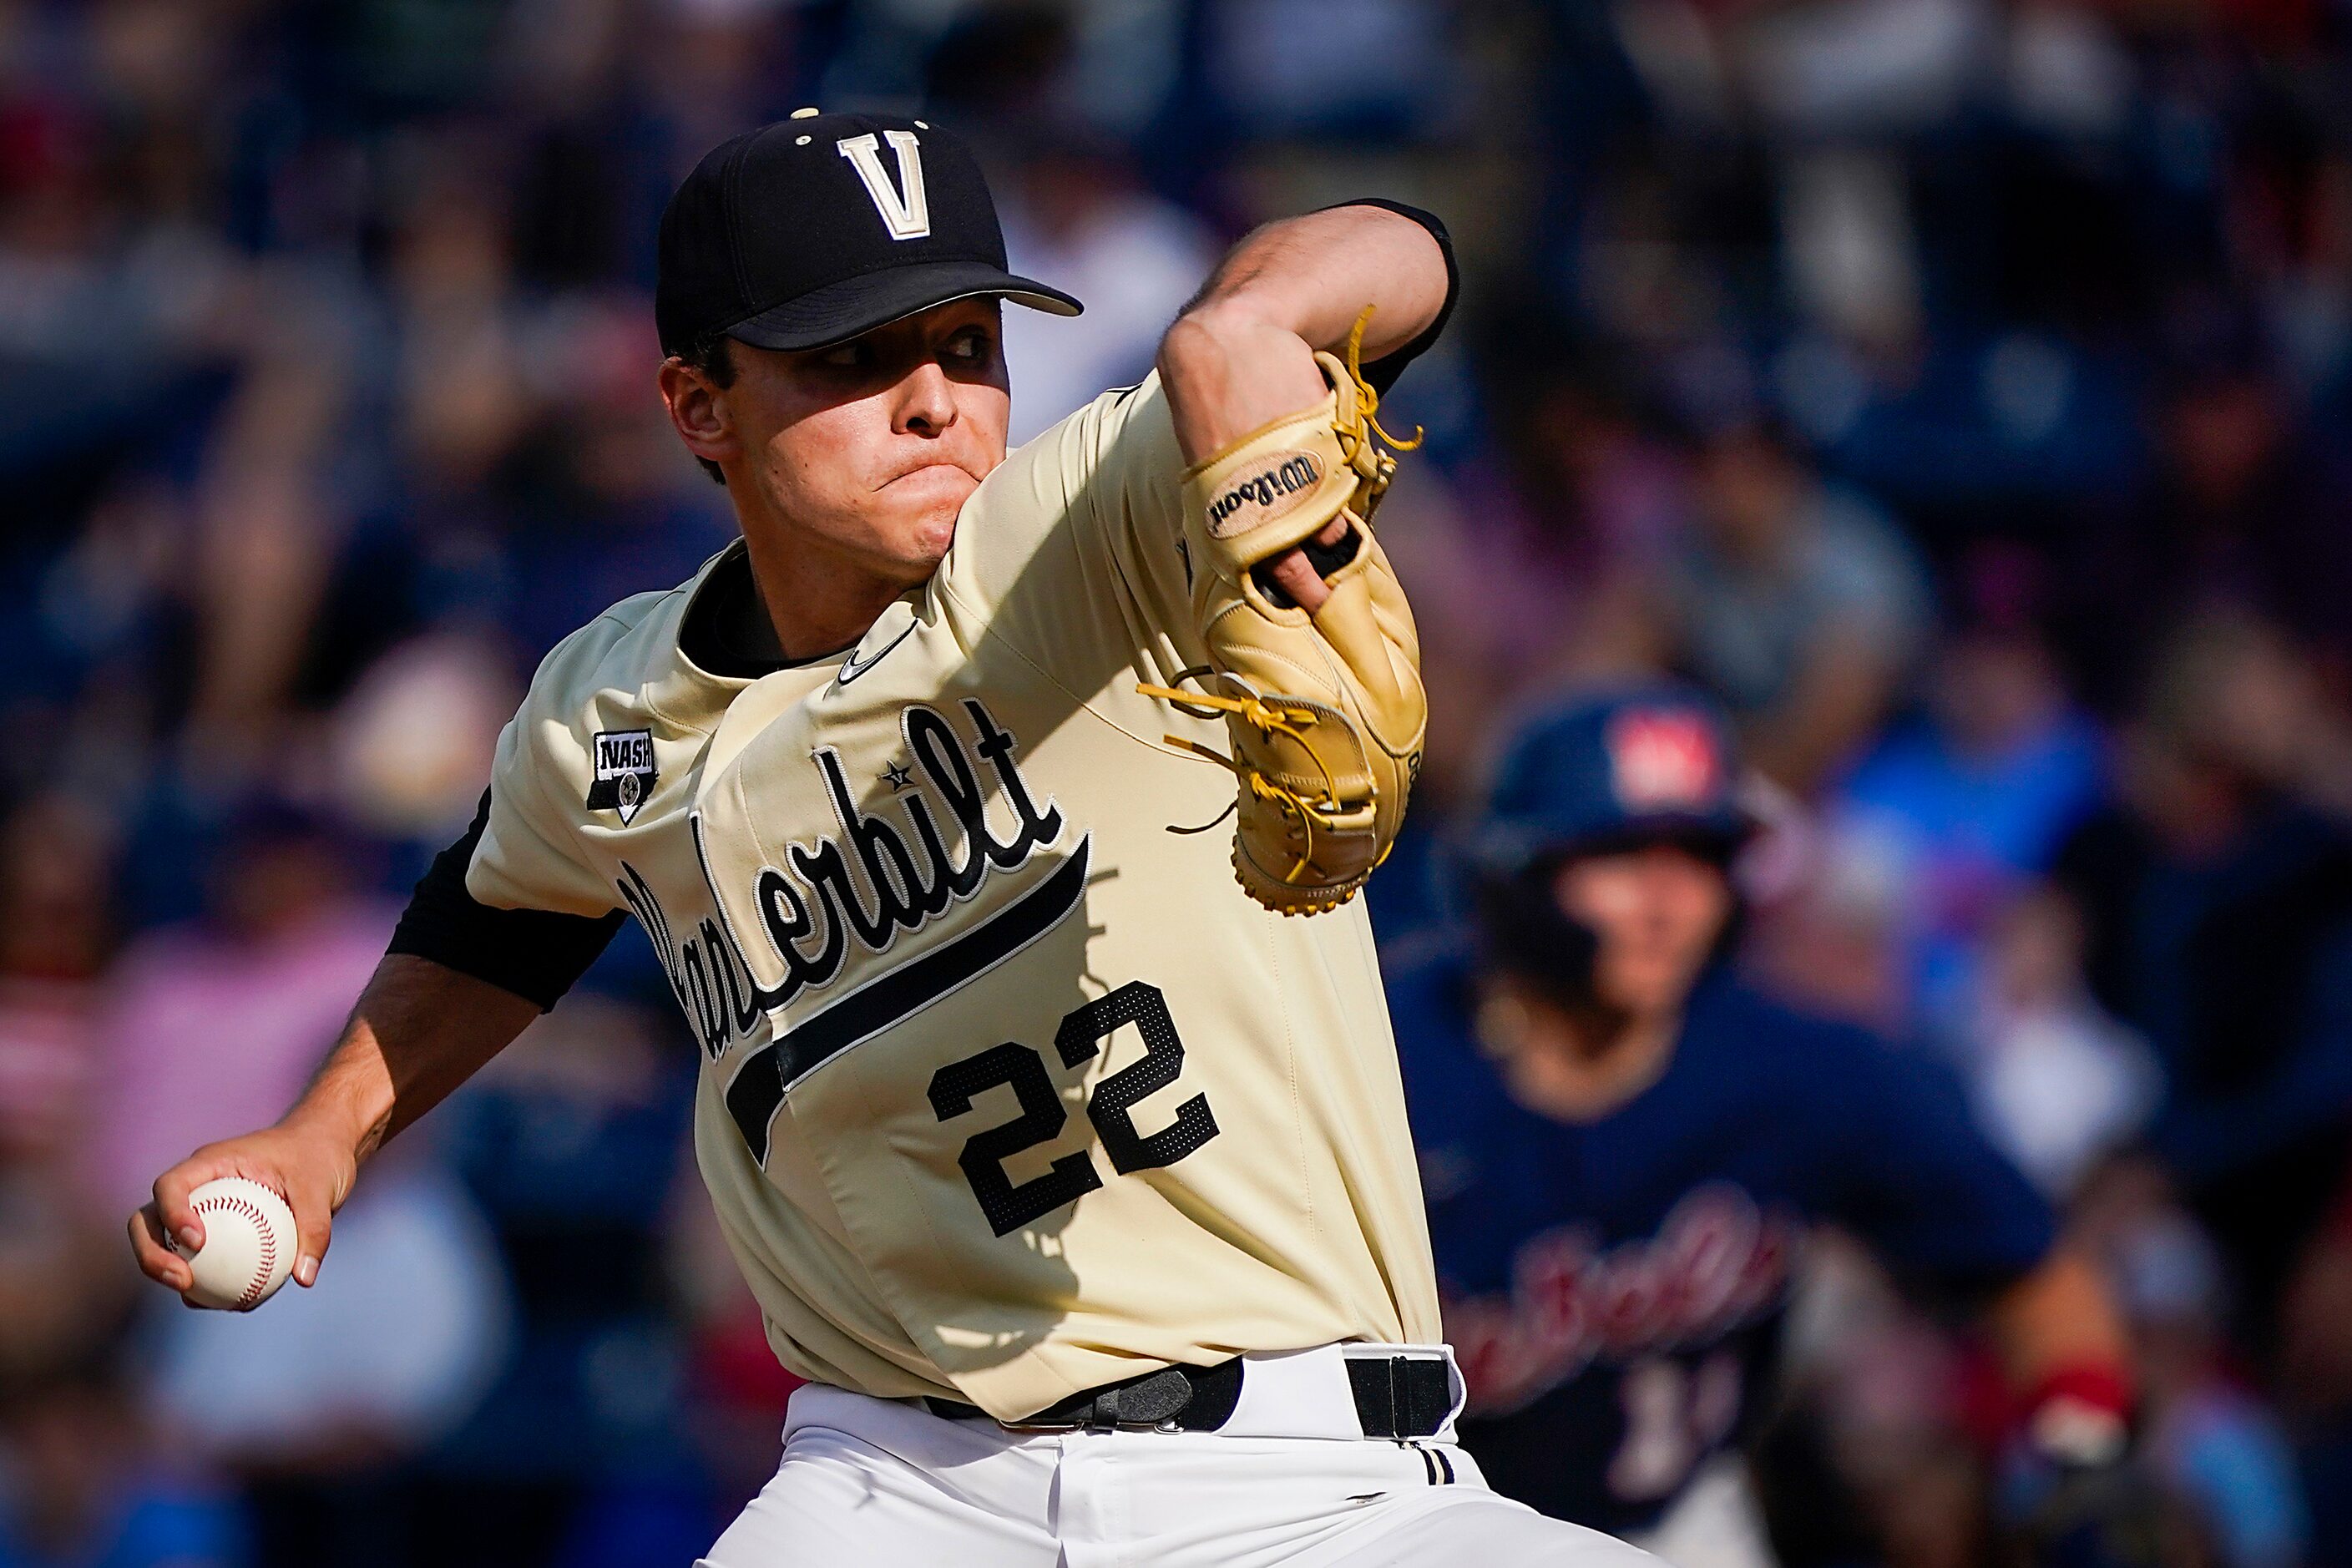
[466, 375, 1441, 1420]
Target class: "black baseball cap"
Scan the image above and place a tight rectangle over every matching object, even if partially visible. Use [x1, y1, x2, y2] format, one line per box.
[655, 109, 1081, 357]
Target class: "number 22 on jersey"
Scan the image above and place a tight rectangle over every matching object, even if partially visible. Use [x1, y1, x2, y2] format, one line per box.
[928, 981, 1221, 1236]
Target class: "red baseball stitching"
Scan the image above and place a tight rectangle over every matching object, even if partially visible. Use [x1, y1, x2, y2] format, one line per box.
[193, 1190, 285, 1310]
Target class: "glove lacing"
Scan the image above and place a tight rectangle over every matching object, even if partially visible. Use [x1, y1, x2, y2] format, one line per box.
[1137, 675, 1350, 887]
[1331, 306, 1425, 527]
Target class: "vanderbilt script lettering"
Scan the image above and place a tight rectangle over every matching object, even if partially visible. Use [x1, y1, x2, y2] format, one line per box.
[616, 699, 1065, 1060]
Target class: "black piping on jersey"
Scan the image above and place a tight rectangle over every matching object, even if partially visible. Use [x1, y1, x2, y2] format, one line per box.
[724, 835, 1092, 1164]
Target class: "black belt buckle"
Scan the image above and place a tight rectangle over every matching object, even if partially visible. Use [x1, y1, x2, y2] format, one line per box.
[996, 1365, 1197, 1434]
[1082, 1365, 1196, 1432]
[955, 1358, 1244, 1434]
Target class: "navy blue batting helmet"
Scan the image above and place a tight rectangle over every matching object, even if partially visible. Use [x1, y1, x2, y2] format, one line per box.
[1464, 684, 1753, 1008]
[1469, 682, 1754, 881]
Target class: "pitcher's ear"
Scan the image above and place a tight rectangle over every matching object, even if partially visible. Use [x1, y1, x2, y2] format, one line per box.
[660, 356, 736, 477]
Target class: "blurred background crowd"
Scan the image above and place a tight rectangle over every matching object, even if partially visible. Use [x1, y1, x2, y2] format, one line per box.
[0, 0, 2349, 1563]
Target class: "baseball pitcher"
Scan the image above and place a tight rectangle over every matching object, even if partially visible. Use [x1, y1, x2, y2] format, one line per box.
[128, 112, 1655, 1567]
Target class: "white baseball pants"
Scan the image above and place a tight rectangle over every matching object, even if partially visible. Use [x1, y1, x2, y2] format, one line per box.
[701, 1346, 1657, 1567]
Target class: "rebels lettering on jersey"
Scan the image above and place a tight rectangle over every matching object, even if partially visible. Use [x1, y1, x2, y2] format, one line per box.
[1446, 1186, 1798, 1419]
[463, 373, 1440, 1424]
[1388, 953, 2054, 1535]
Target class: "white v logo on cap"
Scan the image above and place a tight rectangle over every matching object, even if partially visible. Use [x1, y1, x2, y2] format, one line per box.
[837, 131, 931, 241]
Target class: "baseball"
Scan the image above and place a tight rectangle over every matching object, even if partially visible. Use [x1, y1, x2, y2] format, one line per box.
[173, 1177, 298, 1311]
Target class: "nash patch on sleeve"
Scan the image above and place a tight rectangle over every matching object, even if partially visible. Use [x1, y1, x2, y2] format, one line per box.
[586, 729, 658, 824]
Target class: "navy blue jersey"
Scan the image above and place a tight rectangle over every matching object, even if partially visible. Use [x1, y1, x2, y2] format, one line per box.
[1390, 951, 2056, 1535]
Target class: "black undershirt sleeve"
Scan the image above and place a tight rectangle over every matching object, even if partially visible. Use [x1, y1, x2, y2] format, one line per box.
[386, 790, 627, 1013]
[1318, 199, 1459, 396]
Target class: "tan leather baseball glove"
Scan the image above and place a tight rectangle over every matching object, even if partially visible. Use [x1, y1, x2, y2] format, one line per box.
[1142, 311, 1428, 916]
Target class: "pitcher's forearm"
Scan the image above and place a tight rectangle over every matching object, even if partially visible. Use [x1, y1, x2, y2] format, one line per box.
[1181, 205, 1448, 361]
[286, 949, 540, 1161]
[1159, 206, 1447, 466]
[291, 953, 541, 1160]
[284, 1014, 399, 1165]
[132, 954, 537, 1294]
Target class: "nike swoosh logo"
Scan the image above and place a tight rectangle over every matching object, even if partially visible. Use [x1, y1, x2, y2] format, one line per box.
[835, 623, 916, 686]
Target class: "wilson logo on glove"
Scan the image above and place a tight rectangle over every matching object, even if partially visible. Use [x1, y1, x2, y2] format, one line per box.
[1206, 452, 1324, 538]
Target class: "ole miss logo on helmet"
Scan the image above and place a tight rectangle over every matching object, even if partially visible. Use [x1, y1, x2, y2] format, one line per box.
[1605, 709, 1721, 813]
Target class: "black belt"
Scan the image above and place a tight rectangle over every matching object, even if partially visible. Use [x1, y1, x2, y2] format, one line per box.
[924, 1353, 1452, 1437]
